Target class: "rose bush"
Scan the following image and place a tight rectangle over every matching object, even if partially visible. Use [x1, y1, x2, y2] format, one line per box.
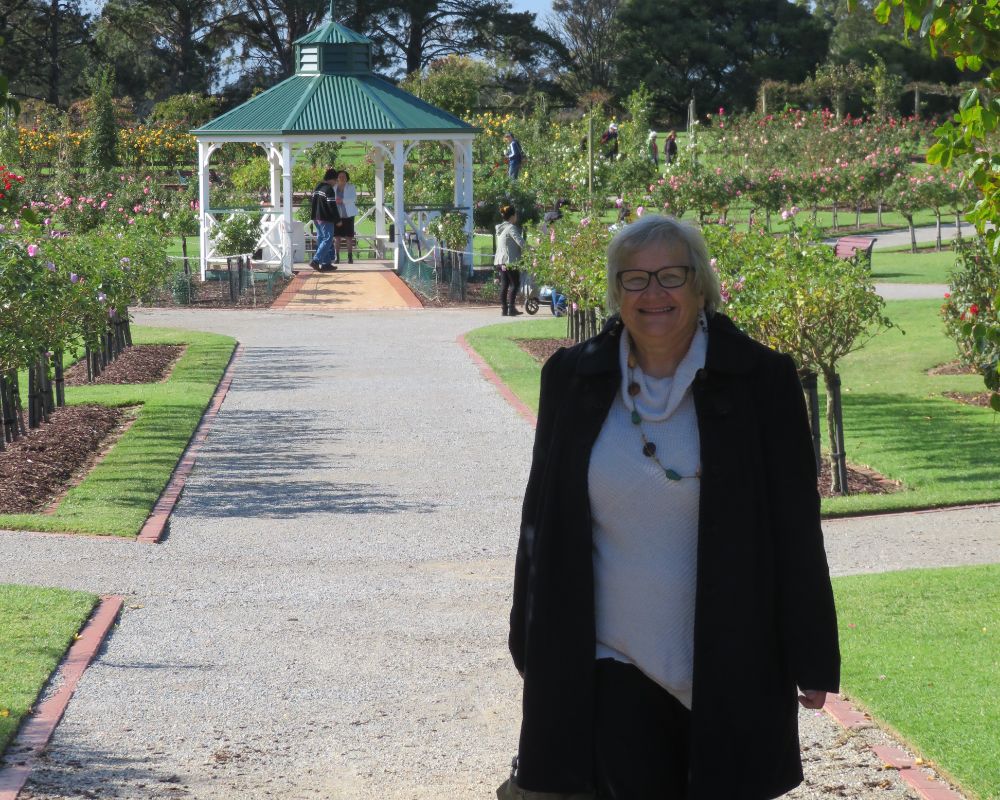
[941, 239, 999, 404]
[704, 218, 894, 492]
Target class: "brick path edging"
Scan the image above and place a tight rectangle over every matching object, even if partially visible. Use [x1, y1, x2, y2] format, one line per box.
[382, 271, 424, 309]
[0, 595, 124, 800]
[457, 332, 968, 800]
[137, 343, 244, 543]
[455, 334, 537, 426]
[269, 270, 310, 310]
[823, 695, 966, 800]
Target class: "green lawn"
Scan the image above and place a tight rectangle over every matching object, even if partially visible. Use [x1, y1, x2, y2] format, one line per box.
[0, 584, 98, 756]
[465, 299, 999, 515]
[834, 565, 1000, 800]
[0, 326, 235, 536]
[871, 246, 956, 284]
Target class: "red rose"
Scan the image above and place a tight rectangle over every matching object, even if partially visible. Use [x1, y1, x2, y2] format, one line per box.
[970, 304, 979, 315]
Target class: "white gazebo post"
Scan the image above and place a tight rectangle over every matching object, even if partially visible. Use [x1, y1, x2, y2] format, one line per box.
[268, 144, 281, 207]
[392, 139, 405, 269]
[462, 139, 474, 274]
[373, 144, 386, 257]
[197, 140, 213, 280]
[281, 142, 294, 274]
[451, 138, 473, 274]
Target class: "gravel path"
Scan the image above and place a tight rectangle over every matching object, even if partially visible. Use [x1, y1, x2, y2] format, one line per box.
[0, 306, 995, 799]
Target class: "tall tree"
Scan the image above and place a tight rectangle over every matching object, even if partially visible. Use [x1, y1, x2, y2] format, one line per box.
[546, 0, 620, 103]
[359, 0, 551, 77]
[0, 0, 92, 107]
[95, 0, 237, 102]
[615, 0, 829, 118]
[86, 65, 118, 171]
[805, 0, 882, 52]
[229, 0, 329, 83]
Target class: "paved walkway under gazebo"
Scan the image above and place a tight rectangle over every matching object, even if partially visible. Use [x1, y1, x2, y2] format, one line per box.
[271, 262, 424, 311]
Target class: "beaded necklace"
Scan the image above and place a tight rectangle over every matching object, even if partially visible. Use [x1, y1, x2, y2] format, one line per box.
[625, 345, 701, 482]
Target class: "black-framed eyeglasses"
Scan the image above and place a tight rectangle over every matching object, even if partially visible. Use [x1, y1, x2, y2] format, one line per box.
[617, 266, 692, 292]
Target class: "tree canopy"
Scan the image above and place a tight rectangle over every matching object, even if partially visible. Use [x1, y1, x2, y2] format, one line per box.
[614, 0, 829, 118]
[0, 0, 980, 124]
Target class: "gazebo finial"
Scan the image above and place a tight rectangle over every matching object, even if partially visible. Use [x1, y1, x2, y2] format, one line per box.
[329, 0, 335, 21]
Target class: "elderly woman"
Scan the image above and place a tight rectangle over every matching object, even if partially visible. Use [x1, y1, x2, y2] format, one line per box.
[506, 214, 840, 799]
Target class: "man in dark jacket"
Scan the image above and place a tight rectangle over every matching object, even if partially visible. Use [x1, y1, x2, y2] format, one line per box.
[310, 168, 341, 271]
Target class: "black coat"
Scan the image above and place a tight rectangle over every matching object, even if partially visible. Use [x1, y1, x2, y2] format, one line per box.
[310, 181, 340, 223]
[509, 312, 840, 799]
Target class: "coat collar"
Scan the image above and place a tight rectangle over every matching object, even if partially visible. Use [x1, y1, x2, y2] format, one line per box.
[576, 312, 759, 378]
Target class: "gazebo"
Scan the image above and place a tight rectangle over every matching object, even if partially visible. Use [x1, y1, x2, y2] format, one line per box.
[191, 4, 478, 277]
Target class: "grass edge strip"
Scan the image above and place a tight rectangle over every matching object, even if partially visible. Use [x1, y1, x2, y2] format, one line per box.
[137, 342, 244, 544]
[824, 694, 968, 800]
[456, 333, 537, 427]
[0, 595, 124, 800]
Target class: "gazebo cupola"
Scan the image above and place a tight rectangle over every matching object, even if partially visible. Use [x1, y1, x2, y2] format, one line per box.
[295, 20, 373, 75]
[191, 2, 478, 277]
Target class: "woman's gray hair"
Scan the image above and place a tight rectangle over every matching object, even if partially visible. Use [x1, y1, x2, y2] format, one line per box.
[605, 214, 722, 314]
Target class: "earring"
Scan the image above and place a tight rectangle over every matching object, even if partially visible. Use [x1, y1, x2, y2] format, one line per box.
[698, 309, 708, 333]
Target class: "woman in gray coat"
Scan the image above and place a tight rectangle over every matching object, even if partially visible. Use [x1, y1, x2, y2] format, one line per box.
[495, 204, 526, 316]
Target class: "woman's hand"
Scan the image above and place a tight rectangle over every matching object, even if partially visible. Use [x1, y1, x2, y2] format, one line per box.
[797, 689, 827, 709]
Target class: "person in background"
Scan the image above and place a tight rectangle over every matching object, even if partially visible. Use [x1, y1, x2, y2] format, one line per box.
[666, 130, 679, 165]
[334, 169, 358, 264]
[503, 132, 524, 180]
[648, 130, 659, 168]
[309, 168, 340, 271]
[507, 213, 840, 799]
[539, 198, 567, 238]
[494, 204, 525, 316]
[600, 122, 619, 159]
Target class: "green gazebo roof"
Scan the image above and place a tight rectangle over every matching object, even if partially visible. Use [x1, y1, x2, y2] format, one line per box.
[193, 74, 475, 136]
[193, 13, 476, 137]
[294, 20, 371, 46]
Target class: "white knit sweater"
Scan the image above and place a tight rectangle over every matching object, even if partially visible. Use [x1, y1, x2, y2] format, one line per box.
[588, 327, 706, 709]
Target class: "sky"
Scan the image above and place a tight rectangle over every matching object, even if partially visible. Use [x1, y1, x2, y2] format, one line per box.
[83, 0, 554, 19]
[510, 0, 554, 22]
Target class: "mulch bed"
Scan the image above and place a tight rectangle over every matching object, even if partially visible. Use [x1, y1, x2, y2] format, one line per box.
[145, 273, 292, 309]
[941, 390, 994, 408]
[411, 281, 499, 308]
[928, 362, 994, 407]
[0, 404, 131, 514]
[515, 338, 901, 499]
[517, 337, 574, 362]
[0, 344, 179, 515]
[927, 360, 977, 376]
[63, 344, 184, 386]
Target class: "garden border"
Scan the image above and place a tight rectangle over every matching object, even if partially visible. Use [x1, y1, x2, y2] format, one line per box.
[0, 595, 124, 800]
[269, 270, 312, 310]
[137, 342, 244, 543]
[456, 333, 536, 425]
[824, 695, 965, 800]
[460, 330, 972, 800]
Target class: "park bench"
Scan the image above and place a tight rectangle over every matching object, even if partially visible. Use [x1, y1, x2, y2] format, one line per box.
[833, 235, 877, 264]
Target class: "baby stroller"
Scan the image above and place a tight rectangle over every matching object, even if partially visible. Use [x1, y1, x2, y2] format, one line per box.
[538, 285, 568, 317]
[520, 272, 567, 316]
